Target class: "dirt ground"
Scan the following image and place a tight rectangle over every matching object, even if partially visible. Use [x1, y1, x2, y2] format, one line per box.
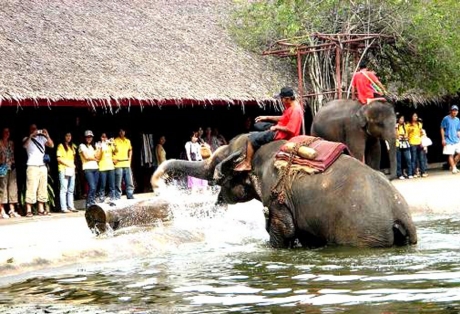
[391, 169, 459, 215]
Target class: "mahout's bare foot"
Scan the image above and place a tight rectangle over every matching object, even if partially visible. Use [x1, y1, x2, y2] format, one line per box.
[234, 161, 252, 172]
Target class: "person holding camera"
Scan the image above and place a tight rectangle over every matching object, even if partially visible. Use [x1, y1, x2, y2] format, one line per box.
[95, 132, 116, 202]
[22, 124, 54, 217]
[0, 127, 20, 218]
[395, 113, 413, 179]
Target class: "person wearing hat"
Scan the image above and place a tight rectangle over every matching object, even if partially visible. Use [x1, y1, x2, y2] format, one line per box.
[440, 105, 460, 174]
[234, 87, 303, 172]
[79, 130, 100, 208]
[351, 60, 387, 105]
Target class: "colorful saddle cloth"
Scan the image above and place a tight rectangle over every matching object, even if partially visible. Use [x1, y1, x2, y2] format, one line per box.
[275, 135, 349, 173]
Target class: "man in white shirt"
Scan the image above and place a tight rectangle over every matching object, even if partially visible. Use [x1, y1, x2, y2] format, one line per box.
[22, 124, 54, 217]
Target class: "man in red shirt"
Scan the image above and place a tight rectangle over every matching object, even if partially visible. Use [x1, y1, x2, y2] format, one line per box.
[234, 86, 304, 172]
[352, 60, 387, 105]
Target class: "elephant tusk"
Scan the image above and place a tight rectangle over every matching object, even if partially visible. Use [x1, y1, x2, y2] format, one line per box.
[385, 140, 390, 151]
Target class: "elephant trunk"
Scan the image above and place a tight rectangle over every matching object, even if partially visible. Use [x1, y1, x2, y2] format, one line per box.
[151, 159, 211, 189]
[151, 145, 228, 190]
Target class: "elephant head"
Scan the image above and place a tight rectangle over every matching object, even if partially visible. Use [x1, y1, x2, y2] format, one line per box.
[356, 101, 397, 178]
[151, 134, 259, 204]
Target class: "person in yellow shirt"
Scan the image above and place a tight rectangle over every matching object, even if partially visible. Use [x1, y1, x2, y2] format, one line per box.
[395, 114, 413, 179]
[56, 132, 78, 213]
[406, 113, 427, 178]
[113, 128, 134, 199]
[95, 133, 116, 202]
[79, 130, 100, 208]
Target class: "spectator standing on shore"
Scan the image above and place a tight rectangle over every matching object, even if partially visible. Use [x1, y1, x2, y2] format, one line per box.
[213, 127, 227, 147]
[23, 124, 54, 217]
[395, 114, 413, 180]
[56, 132, 78, 213]
[95, 132, 116, 202]
[440, 105, 460, 174]
[204, 127, 219, 152]
[0, 127, 20, 218]
[406, 113, 427, 178]
[155, 136, 167, 166]
[185, 131, 207, 192]
[113, 128, 134, 200]
[79, 130, 99, 208]
[420, 128, 432, 171]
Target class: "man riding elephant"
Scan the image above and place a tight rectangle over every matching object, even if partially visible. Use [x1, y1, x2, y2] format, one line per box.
[352, 60, 388, 105]
[234, 86, 304, 171]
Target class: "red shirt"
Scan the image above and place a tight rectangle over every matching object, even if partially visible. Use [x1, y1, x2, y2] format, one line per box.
[274, 104, 304, 140]
[352, 70, 379, 104]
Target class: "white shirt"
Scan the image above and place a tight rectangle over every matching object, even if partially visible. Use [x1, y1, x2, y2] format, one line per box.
[79, 144, 99, 170]
[185, 141, 202, 161]
[23, 135, 48, 166]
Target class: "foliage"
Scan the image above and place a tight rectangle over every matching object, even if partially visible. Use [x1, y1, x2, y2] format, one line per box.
[230, 0, 460, 112]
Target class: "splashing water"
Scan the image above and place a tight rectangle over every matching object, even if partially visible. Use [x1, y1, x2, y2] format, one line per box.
[0, 185, 459, 313]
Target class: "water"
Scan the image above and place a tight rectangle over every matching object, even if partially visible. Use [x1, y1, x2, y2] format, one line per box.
[0, 187, 459, 313]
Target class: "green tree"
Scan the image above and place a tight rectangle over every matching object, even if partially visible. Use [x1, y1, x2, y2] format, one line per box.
[230, 0, 460, 114]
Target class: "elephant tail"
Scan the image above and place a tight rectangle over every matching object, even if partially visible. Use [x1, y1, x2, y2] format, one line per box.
[392, 219, 417, 246]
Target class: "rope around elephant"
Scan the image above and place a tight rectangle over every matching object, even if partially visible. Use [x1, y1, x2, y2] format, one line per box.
[271, 137, 321, 204]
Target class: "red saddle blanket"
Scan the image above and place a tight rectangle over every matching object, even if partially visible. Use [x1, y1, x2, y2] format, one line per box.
[276, 135, 349, 172]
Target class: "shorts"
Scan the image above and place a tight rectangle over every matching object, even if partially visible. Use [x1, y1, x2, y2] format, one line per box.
[248, 130, 275, 150]
[443, 142, 460, 155]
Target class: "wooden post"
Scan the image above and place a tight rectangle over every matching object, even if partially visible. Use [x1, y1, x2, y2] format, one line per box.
[335, 46, 342, 99]
[297, 49, 306, 134]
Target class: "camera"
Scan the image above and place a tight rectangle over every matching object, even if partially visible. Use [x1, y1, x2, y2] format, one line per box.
[37, 130, 43, 134]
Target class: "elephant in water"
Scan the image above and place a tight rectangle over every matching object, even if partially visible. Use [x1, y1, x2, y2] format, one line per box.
[311, 99, 397, 179]
[151, 134, 417, 249]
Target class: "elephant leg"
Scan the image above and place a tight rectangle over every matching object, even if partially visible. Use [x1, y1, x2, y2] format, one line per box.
[365, 137, 381, 170]
[266, 202, 295, 248]
[297, 230, 327, 248]
[345, 133, 366, 163]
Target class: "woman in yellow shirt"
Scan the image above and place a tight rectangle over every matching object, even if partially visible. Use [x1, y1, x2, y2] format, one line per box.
[56, 132, 78, 213]
[79, 130, 99, 208]
[395, 114, 413, 179]
[406, 113, 427, 177]
[95, 133, 116, 202]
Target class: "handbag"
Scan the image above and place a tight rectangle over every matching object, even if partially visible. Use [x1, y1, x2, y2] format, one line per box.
[200, 145, 212, 159]
[421, 137, 432, 147]
[43, 153, 51, 164]
[0, 164, 7, 177]
[64, 167, 75, 177]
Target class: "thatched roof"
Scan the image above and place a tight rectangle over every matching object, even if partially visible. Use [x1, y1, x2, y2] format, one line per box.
[0, 0, 295, 106]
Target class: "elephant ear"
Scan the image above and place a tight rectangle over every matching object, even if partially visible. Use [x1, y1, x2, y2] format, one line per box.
[355, 105, 369, 128]
[213, 150, 242, 185]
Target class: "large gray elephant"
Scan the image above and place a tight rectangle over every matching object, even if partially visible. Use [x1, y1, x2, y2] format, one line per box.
[151, 134, 417, 249]
[311, 100, 397, 179]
